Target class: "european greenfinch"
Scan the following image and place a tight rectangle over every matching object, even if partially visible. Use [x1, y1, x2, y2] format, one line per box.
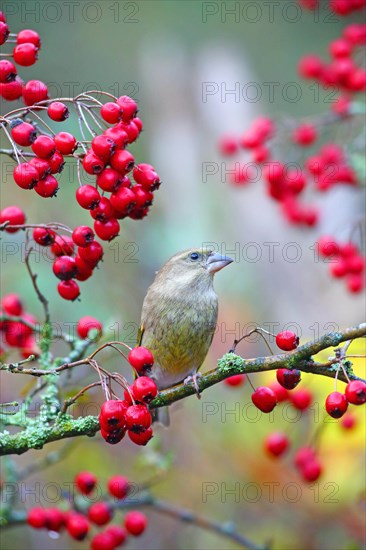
[137, 248, 233, 424]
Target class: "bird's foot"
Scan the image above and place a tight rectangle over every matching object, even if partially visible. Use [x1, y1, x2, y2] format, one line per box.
[184, 372, 202, 399]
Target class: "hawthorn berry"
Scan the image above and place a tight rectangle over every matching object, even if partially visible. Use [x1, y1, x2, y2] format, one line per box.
[48, 151, 65, 174]
[76, 316, 102, 339]
[125, 404, 152, 433]
[124, 511, 148, 536]
[292, 123, 317, 146]
[44, 508, 65, 532]
[29, 157, 51, 179]
[82, 151, 106, 175]
[99, 400, 127, 431]
[47, 101, 69, 121]
[74, 255, 93, 281]
[300, 459, 322, 482]
[101, 427, 126, 444]
[33, 227, 56, 246]
[264, 432, 289, 457]
[96, 168, 120, 192]
[91, 135, 116, 162]
[72, 225, 94, 247]
[0, 59, 16, 83]
[90, 197, 114, 221]
[66, 513, 90, 541]
[78, 241, 103, 267]
[76, 185, 101, 209]
[0, 76, 24, 101]
[346, 274, 364, 293]
[2, 293, 23, 315]
[104, 126, 129, 149]
[16, 29, 41, 48]
[57, 280, 80, 301]
[27, 507, 47, 529]
[268, 381, 289, 402]
[0, 21, 9, 45]
[105, 525, 128, 546]
[290, 388, 313, 411]
[34, 174, 59, 198]
[224, 374, 246, 387]
[345, 380, 366, 405]
[53, 256, 77, 280]
[116, 95, 138, 122]
[13, 162, 39, 189]
[110, 187, 136, 215]
[132, 185, 154, 208]
[51, 235, 74, 256]
[54, 132, 77, 155]
[75, 471, 97, 495]
[110, 149, 135, 174]
[31, 136, 56, 159]
[88, 502, 113, 526]
[91, 532, 116, 550]
[298, 54, 323, 79]
[128, 347, 154, 375]
[0, 205, 26, 232]
[251, 387, 277, 413]
[13, 43, 38, 66]
[132, 377, 158, 404]
[128, 427, 153, 445]
[275, 331, 299, 351]
[218, 135, 238, 156]
[107, 475, 129, 500]
[133, 163, 160, 190]
[317, 236, 340, 257]
[276, 368, 301, 390]
[11, 121, 37, 146]
[340, 412, 357, 430]
[94, 218, 120, 241]
[22, 80, 48, 106]
[101, 102, 122, 123]
[325, 391, 348, 418]
[294, 446, 316, 469]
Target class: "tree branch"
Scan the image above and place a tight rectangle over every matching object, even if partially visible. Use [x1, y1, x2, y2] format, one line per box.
[0, 323, 364, 456]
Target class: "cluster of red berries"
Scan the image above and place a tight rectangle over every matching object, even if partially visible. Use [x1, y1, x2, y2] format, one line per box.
[317, 235, 365, 293]
[300, 0, 366, 15]
[0, 13, 43, 102]
[325, 379, 366, 418]
[99, 346, 157, 447]
[27, 472, 148, 549]
[0, 293, 39, 359]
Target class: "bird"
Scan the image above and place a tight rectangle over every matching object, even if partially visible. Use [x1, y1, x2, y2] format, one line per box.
[137, 248, 233, 424]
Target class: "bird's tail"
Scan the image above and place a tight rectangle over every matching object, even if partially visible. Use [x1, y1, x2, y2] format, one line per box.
[152, 406, 170, 427]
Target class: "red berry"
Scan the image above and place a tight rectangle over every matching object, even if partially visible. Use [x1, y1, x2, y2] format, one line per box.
[107, 475, 129, 499]
[29, 157, 51, 179]
[218, 135, 238, 156]
[44, 508, 65, 532]
[82, 151, 105, 175]
[252, 145, 269, 163]
[78, 241, 103, 267]
[251, 387, 277, 413]
[0, 59, 16, 83]
[74, 255, 93, 281]
[33, 227, 56, 246]
[325, 391, 348, 418]
[0, 76, 24, 101]
[240, 129, 262, 149]
[124, 511, 148, 536]
[345, 380, 366, 405]
[332, 95, 351, 117]
[51, 235, 74, 256]
[290, 388, 313, 410]
[27, 507, 47, 529]
[66, 513, 90, 541]
[57, 280, 80, 301]
[116, 95, 138, 122]
[264, 432, 289, 457]
[96, 168, 120, 192]
[132, 376, 158, 404]
[133, 164, 160, 190]
[300, 459, 322, 482]
[101, 102, 122, 123]
[53, 256, 77, 280]
[340, 412, 357, 430]
[5, 320, 32, 347]
[54, 132, 77, 155]
[22, 80, 48, 106]
[11, 121, 37, 146]
[119, 120, 140, 143]
[77, 316, 102, 339]
[343, 23, 366, 45]
[103, 126, 129, 149]
[275, 331, 299, 351]
[76, 185, 101, 209]
[0, 21, 9, 45]
[91, 135, 116, 162]
[48, 151, 65, 174]
[294, 446, 316, 469]
[346, 255, 365, 274]
[128, 427, 153, 445]
[110, 187, 136, 215]
[34, 175, 59, 198]
[286, 170, 306, 194]
[16, 29, 41, 49]
[105, 525, 128, 546]
[346, 274, 364, 293]
[317, 236, 340, 257]
[75, 471, 97, 495]
[101, 427, 126, 444]
[329, 38, 352, 58]
[329, 259, 348, 278]
[292, 123, 317, 146]
[13, 43, 38, 66]
[90, 197, 114, 222]
[88, 502, 113, 526]
[91, 532, 116, 550]
[94, 219, 120, 241]
[132, 185, 154, 209]
[276, 368, 301, 390]
[2, 293, 23, 315]
[47, 101, 69, 122]
[125, 404, 152, 433]
[268, 381, 289, 402]
[72, 225, 94, 247]
[31, 135, 56, 158]
[99, 400, 127, 431]
[110, 149, 135, 174]
[128, 346, 154, 375]
[224, 374, 246, 387]
[298, 55, 323, 79]
[133, 117, 143, 132]
[13, 162, 39, 189]
[0, 205, 25, 232]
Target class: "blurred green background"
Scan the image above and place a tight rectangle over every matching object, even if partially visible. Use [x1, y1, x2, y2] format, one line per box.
[1, 1, 365, 549]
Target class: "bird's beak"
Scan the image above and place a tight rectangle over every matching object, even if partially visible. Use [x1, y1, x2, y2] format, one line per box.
[206, 252, 233, 274]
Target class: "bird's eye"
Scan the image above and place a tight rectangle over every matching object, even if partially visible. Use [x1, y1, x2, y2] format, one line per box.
[190, 252, 199, 261]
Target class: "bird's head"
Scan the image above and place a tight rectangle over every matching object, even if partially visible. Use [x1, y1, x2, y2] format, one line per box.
[155, 248, 233, 291]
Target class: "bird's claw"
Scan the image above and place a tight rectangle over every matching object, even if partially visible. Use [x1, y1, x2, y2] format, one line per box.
[184, 372, 202, 399]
